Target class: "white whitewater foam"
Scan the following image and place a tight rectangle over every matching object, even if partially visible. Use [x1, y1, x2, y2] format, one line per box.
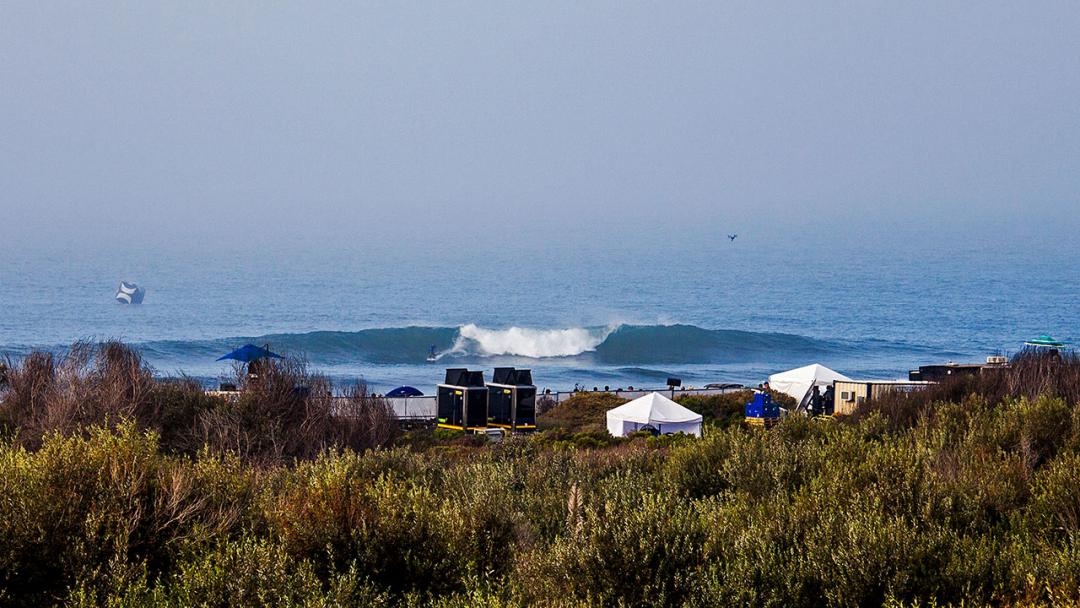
[451, 324, 615, 358]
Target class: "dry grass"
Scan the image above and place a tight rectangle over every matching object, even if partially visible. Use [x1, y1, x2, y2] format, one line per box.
[0, 341, 155, 447]
[0, 341, 398, 464]
[856, 350, 1080, 431]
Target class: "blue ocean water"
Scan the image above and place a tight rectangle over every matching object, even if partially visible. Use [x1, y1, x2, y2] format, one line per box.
[1, 231, 1076, 392]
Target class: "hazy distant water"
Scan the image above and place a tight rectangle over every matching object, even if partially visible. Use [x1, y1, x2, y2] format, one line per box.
[1, 232, 1077, 392]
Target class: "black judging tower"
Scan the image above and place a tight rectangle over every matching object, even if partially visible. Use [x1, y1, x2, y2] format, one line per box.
[486, 367, 537, 431]
[437, 369, 489, 431]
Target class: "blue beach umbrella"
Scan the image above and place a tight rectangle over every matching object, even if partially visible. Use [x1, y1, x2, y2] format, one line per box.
[217, 344, 284, 363]
[385, 386, 424, 398]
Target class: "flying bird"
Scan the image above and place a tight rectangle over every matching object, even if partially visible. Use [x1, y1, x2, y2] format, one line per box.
[727, 234, 738, 242]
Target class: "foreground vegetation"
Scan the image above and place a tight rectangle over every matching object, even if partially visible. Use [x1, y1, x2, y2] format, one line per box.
[2, 344, 1080, 606]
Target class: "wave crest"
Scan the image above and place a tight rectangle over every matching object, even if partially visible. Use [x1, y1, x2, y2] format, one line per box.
[450, 324, 612, 358]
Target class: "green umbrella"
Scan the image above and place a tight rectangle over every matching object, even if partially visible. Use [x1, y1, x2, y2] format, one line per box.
[1024, 335, 1068, 348]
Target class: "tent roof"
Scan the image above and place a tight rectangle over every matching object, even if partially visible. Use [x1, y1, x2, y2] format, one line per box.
[768, 364, 851, 402]
[606, 392, 702, 424]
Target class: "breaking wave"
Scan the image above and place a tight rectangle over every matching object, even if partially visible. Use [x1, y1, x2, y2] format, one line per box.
[131, 323, 848, 366]
[445, 324, 614, 359]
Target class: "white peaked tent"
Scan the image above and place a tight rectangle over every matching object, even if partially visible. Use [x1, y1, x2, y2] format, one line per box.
[768, 364, 851, 411]
[606, 392, 703, 437]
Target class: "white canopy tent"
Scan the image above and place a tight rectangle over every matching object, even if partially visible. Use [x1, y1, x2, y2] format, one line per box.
[606, 392, 703, 437]
[768, 364, 851, 412]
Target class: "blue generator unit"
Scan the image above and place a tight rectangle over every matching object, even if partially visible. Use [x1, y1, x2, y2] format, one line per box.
[745, 392, 780, 428]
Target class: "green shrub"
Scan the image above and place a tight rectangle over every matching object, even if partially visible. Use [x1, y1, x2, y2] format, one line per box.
[663, 429, 734, 498]
[520, 477, 710, 607]
[0, 425, 170, 606]
[66, 537, 394, 608]
[436, 462, 525, 581]
[433, 427, 464, 441]
[538, 393, 626, 433]
[677, 390, 753, 429]
[1026, 451, 1080, 540]
[3, 340, 1080, 606]
[530, 428, 624, 450]
[264, 456, 459, 597]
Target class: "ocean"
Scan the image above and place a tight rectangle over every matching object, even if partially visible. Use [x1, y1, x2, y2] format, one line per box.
[1, 229, 1076, 393]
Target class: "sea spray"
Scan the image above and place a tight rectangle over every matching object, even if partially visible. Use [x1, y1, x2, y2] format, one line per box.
[452, 324, 615, 358]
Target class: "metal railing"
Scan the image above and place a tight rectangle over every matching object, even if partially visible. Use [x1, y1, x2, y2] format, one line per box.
[382, 396, 437, 420]
[379, 386, 746, 420]
[209, 386, 746, 423]
[544, 386, 745, 403]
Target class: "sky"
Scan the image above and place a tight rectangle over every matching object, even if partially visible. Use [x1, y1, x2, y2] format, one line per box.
[1, 1, 1078, 252]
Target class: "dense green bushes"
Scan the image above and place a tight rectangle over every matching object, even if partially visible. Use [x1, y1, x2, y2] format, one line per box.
[538, 392, 626, 433]
[3, 400, 1080, 606]
[4, 347, 1080, 605]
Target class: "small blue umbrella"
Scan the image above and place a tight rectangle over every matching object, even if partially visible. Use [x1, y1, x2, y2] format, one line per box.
[217, 344, 284, 363]
[385, 386, 424, 398]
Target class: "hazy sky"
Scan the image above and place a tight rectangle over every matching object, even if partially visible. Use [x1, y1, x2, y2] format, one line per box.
[2, 2, 1078, 251]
